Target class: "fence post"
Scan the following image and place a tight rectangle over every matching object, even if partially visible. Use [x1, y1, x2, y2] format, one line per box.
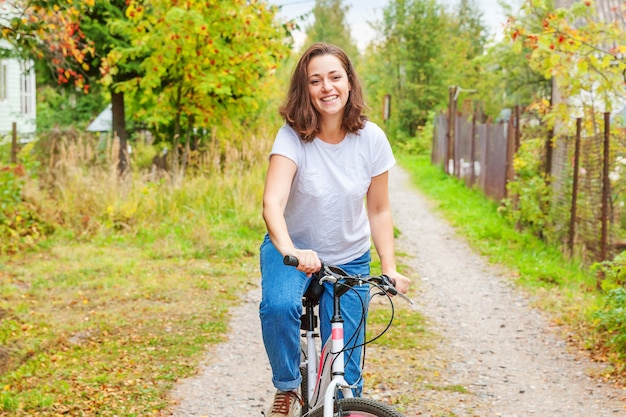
[470, 109, 477, 186]
[445, 86, 457, 175]
[11, 122, 17, 164]
[505, 114, 517, 188]
[568, 118, 582, 256]
[599, 112, 611, 267]
[514, 105, 521, 151]
[545, 128, 554, 182]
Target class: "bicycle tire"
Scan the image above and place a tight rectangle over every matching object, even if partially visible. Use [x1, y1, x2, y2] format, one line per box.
[300, 364, 309, 416]
[308, 398, 404, 417]
[300, 340, 310, 416]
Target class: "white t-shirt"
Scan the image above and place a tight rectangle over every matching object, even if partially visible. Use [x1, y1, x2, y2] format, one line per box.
[270, 121, 396, 265]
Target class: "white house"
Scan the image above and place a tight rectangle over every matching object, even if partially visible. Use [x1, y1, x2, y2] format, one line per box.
[0, 0, 37, 138]
[0, 40, 36, 137]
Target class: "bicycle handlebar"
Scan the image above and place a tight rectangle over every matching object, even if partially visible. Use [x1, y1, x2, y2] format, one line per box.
[283, 255, 413, 304]
[283, 255, 300, 267]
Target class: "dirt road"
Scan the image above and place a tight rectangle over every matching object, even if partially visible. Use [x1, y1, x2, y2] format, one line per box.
[166, 165, 626, 416]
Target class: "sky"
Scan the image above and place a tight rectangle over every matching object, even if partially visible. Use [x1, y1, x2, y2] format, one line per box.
[269, 0, 524, 51]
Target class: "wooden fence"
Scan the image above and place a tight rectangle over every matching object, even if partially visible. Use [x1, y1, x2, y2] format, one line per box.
[431, 99, 624, 263]
[431, 109, 517, 202]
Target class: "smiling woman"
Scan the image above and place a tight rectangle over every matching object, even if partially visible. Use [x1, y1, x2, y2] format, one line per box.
[259, 41, 410, 417]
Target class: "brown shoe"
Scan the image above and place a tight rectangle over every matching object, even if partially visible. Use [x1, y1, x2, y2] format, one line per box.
[267, 390, 302, 417]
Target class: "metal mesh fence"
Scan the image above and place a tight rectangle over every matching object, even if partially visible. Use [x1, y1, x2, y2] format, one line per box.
[431, 108, 626, 263]
[551, 134, 606, 259]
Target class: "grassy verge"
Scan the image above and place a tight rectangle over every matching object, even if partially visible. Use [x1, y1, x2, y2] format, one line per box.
[395, 152, 622, 380]
[1, 243, 257, 415]
[0, 161, 266, 415]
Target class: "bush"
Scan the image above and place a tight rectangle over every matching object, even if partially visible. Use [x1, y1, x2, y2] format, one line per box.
[591, 251, 626, 291]
[0, 163, 54, 254]
[593, 287, 626, 360]
[500, 137, 555, 240]
[0, 141, 57, 254]
[392, 112, 436, 156]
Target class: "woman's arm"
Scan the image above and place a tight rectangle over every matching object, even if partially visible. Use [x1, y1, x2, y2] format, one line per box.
[262, 154, 321, 275]
[366, 171, 410, 294]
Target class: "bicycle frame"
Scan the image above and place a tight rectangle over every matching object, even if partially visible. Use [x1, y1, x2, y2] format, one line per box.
[286, 255, 412, 417]
[302, 273, 361, 416]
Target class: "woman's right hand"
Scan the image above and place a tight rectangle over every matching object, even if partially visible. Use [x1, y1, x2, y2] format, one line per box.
[290, 249, 321, 277]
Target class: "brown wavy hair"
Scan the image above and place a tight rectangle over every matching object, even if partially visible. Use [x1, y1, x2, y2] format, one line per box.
[279, 43, 367, 142]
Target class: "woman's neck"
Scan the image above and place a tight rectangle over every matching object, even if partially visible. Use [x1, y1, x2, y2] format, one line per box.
[318, 117, 345, 144]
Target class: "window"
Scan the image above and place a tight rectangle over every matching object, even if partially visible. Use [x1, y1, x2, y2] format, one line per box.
[0, 63, 6, 101]
[20, 61, 33, 114]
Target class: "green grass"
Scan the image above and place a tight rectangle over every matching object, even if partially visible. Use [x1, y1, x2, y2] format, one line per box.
[367, 304, 429, 351]
[0, 241, 258, 416]
[0, 159, 267, 415]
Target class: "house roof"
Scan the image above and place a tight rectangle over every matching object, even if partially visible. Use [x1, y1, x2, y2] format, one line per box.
[86, 104, 112, 132]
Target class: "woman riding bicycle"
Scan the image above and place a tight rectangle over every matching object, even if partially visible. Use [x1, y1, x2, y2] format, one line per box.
[259, 42, 410, 417]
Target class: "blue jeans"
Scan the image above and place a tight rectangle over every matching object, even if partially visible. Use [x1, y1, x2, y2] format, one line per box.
[259, 234, 371, 396]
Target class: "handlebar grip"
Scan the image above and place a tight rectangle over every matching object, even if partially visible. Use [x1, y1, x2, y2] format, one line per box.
[283, 255, 299, 267]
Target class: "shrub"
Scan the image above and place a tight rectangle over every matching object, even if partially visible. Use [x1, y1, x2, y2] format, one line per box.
[0, 163, 54, 254]
[593, 287, 626, 360]
[500, 137, 553, 238]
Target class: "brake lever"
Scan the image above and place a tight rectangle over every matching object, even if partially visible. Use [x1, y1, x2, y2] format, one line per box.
[381, 275, 414, 304]
[396, 292, 414, 304]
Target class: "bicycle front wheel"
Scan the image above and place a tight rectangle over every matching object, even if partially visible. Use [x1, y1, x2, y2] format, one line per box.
[309, 398, 404, 417]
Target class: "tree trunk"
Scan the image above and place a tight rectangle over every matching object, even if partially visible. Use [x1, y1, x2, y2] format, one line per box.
[111, 90, 129, 175]
[181, 115, 194, 175]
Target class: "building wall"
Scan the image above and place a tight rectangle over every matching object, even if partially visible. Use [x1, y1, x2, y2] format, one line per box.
[0, 41, 37, 136]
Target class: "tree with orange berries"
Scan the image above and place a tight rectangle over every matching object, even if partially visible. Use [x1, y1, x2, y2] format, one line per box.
[507, 0, 626, 130]
[106, 0, 291, 176]
[0, 0, 95, 91]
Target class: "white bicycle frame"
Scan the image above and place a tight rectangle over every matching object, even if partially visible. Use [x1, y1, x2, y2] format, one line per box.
[302, 274, 358, 417]
[288, 255, 412, 417]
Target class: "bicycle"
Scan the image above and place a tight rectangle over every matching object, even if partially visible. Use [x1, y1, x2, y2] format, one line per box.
[283, 255, 413, 417]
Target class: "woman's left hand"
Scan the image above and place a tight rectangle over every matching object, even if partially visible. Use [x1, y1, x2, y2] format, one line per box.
[385, 271, 411, 295]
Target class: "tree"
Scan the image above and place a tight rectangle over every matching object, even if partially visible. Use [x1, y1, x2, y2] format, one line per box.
[368, 0, 447, 137]
[460, 1, 551, 120]
[2, 0, 142, 172]
[82, 0, 142, 174]
[508, 0, 626, 130]
[106, 0, 291, 176]
[438, 0, 490, 114]
[302, 0, 358, 59]
[453, 0, 487, 60]
[0, 0, 95, 91]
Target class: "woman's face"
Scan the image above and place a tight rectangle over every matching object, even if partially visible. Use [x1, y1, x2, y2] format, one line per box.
[306, 54, 351, 121]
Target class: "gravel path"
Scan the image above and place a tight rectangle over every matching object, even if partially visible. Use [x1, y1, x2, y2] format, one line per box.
[166, 165, 626, 416]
